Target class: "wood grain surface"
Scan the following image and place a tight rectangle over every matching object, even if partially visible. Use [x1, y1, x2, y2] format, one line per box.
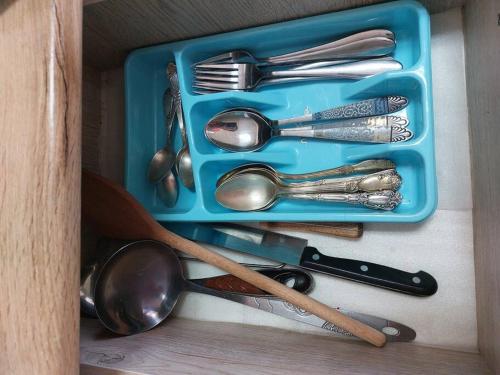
[260, 221, 363, 238]
[83, 0, 466, 69]
[0, 0, 82, 374]
[464, 0, 500, 373]
[81, 317, 489, 375]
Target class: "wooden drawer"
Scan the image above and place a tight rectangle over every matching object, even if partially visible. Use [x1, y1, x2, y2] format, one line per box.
[1, 0, 498, 374]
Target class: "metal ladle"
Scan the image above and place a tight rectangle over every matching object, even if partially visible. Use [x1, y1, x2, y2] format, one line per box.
[92, 240, 311, 335]
[215, 173, 402, 211]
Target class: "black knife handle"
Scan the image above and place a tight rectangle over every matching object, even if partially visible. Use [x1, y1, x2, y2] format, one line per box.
[300, 247, 438, 296]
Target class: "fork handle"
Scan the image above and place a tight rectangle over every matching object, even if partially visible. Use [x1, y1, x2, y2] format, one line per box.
[266, 59, 402, 80]
[265, 29, 394, 64]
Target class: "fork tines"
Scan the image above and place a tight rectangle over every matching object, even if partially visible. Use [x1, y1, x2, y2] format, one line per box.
[193, 63, 248, 92]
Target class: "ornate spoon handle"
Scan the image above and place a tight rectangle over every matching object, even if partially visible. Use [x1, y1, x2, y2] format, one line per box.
[282, 169, 402, 193]
[277, 159, 395, 180]
[276, 96, 408, 126]
[284, 190, 402, 211]
[277, 115, 412, 143]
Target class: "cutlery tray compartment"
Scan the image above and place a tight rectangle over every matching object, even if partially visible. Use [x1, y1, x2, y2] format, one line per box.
[124, 0, 436, 223]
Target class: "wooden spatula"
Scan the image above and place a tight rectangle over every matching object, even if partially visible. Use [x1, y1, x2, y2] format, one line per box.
[82, 170, 386, 347]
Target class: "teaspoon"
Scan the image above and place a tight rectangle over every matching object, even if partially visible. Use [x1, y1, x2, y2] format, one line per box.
[216, 160, 396, 187]
[205, 111, 412, 152]
[218, 169, 401, 193]
[168, 63, 195, 190]
[220, 96, 408, 127]
[215, 173, 401, 211]
[147, 88, 176, 182]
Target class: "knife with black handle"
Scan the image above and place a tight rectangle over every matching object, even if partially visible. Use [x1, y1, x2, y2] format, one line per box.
[164, 222, 438, 296]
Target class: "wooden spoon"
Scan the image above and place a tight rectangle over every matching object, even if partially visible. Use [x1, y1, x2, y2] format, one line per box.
[82, 169, 386, 347]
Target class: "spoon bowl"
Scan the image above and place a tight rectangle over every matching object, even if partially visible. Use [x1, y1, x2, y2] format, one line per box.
[157, 171, 178, 207]
[205, 110, 273, 152]
[176, 147, 194, 189]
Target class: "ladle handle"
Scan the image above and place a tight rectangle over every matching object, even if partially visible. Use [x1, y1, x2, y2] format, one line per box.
[157, 229, 386, 347]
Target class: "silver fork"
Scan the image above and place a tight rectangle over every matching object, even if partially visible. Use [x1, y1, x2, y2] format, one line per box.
[193, 58, 402, 92]
[194, 29, 395, 66]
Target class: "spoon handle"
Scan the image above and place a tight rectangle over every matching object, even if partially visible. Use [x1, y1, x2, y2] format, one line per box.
[277, 115, 412, 143]
[281, 169, 401, 193]
[285, 190, 402, 211]
[276, 96, 408, 126]
[277, 159, 395, 180]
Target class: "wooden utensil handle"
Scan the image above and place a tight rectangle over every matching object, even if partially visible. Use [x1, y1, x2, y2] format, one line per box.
[154, 228, 386, 347]
[259, 222, 363, 238]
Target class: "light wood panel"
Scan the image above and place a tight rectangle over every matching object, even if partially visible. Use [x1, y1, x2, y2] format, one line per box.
[81, 318, 489, 375]
[464, 0, 500, 373]
[0, 0, 82, 374]
[83, 0, 466, 69]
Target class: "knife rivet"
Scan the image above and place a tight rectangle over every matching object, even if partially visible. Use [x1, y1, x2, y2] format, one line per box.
[312, 254, 320, 261]
[360, 265, 368, 272]
[412, 276, 421, 284]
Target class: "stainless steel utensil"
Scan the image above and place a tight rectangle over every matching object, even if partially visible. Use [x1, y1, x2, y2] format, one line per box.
[195, 29, 395, 66]
[215, 173, 402, 211]
[168, 63, 195, 190]
[92, 240, 310, 334]
[216, 160, 396, 187]
[205, 112, 412, 152]
[194, 58, 402, 92]
[211, 96, 408, 128]
[217, 169, 401, 194]
[80, 240, 309, 318]
[157, 172, 178, 208]
[147, 88, 176, 183]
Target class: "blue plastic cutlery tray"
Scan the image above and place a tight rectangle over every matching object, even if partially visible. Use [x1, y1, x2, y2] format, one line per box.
[124, 0, 437, 223]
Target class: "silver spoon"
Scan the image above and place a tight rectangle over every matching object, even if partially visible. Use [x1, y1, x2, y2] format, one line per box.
[219, 96, 408, 127]
[205, 111, 412, 152]
[168, 63, 195, 190]
[217, 169, 401, 194]
[215, 173, 401, 211]
[92, 240, 310, 335]
[147, 88, 176, 183]
[216, 160, 396, 187]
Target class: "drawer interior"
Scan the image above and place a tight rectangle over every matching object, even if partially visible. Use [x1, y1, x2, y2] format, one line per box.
[81, 1, 498, 374]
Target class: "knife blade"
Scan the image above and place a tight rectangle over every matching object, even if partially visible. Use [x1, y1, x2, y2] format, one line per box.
[164, 222, 438, 296]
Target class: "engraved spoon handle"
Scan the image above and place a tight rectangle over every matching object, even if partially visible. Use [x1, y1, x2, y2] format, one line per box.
[276, 159, 395, 180]
[281, 170, 401, 193]
[277, 115, 412, 143]
[284, 191, 402, 211]
[276, 96, 408, 126]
